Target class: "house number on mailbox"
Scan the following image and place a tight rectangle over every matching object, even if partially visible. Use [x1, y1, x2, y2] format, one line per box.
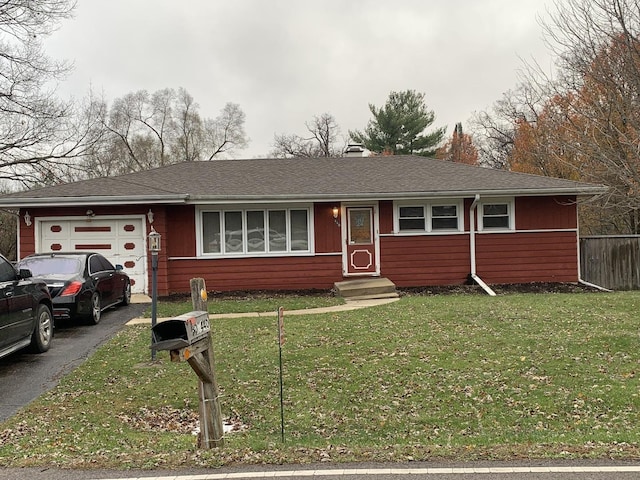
[187, 315, 211, 339]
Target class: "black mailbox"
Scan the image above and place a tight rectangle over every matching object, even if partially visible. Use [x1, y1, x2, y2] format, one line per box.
[151, 310, 211, 351]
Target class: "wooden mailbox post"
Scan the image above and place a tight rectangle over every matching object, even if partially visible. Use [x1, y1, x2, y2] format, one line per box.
[150, 278, 224, 449]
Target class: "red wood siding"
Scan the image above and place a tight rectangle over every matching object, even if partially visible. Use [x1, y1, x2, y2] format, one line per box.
[166, 205, 196, 257]
[17, 195, 582, 295]
[166, 255, 342, 293]
[314, 203, 341, 253]
[19, 220, 35, 257]
[475, 231, 578, 283]
[380, 235, 471, 286]
[515, 196, 577, 230]
[160, 204, 344, 294]
[379, 201, 393, 234]
[463, 198, 473, 231]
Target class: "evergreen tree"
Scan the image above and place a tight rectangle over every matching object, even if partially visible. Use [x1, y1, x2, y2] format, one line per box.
[349, 90, 446, 156]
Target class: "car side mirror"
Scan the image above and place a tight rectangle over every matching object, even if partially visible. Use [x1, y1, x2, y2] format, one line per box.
[115, 264, 124, 271]
[18, 268, 33, 279]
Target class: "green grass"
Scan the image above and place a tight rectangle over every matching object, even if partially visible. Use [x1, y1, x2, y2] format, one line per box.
[146, 293, 345, 317]
[1, 291, 640, 469]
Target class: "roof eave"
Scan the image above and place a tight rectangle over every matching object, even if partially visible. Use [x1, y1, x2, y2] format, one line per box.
[187, 186, 608, 203]
[0, 186, 607, 208]
[0, 194, 189, 208]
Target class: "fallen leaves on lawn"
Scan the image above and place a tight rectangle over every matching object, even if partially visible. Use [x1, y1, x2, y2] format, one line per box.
[116, 406, 247, 435]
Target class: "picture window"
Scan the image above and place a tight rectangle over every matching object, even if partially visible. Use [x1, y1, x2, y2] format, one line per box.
[200, 208, 310, 255]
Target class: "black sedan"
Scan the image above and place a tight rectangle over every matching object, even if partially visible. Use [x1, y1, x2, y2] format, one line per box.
[0, 253, 53, 359]
[16, 252, 131, 325]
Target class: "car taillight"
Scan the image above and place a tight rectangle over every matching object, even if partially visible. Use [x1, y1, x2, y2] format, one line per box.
[60, 281, 82, 297]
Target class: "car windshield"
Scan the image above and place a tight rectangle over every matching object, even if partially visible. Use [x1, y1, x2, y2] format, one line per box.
[20, 257, 83, 276]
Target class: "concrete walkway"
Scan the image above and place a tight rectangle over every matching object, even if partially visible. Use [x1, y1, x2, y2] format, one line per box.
[126, 294, 399, 325]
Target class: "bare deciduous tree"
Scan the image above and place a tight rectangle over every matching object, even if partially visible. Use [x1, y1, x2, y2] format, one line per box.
[471, 0, 640, 234]
[271, 113, 344, 158]
[202, 102, 248, 160]
[76, 87, 249, 177]
[0, 0, 108, 188]
[104, 88, 174, 171]
[538, 0, 640, 233]
[470, 82, 546, 169]
[0, 209, 17, 259]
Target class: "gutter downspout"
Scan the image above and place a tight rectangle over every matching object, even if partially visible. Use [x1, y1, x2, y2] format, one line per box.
[578, 278, 611, 292]
[469, 194, 497, 296]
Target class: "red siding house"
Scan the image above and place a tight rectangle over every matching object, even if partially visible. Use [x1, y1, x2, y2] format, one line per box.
[0, 156, 606, 296]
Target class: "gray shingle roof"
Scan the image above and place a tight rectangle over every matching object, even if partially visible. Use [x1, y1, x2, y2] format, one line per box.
[0, 156, 607, 207]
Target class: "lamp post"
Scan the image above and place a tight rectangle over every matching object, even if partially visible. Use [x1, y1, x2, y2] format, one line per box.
[148, 228, 161, 361]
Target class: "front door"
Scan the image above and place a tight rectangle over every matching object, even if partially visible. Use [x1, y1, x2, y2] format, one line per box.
[345, 206, 378, 275]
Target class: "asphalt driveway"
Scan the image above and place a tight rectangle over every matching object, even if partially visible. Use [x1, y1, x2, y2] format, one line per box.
[0, 298, 149, 423]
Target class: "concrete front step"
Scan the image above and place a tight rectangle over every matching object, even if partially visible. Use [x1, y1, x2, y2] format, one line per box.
[334, 277, 397, 299]
[344, 292, 400, 302]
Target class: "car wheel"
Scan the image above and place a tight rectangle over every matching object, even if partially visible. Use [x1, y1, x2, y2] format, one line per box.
[87, 292, 101, 325]
[121, 282, 131, 306]
[30, 304, 53, 353]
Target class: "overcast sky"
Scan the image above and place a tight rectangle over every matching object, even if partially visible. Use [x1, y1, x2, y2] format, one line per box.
[44, 0, 560, 158]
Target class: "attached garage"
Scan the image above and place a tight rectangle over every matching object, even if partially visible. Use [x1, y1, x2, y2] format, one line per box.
[36, 216, 147, 293]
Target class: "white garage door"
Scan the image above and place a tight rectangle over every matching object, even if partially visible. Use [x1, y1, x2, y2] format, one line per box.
[37, 217, 147, 293]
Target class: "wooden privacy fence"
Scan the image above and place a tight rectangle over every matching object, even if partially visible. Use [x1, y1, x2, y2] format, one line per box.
[580, 236, 640, 290]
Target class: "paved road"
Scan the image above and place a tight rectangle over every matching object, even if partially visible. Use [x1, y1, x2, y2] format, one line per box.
[1, 461, 640, 480]
[0, 300, 148, 423]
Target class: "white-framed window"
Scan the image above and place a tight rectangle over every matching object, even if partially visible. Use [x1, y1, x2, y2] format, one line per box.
[396, 200, 463, 233]
[198, 206, 311, 256]
[431, 204, 459, 230]
[398, 206, 426, 230]
[479, 199, 515, 231]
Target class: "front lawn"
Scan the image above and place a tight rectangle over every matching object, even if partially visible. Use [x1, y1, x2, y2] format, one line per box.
[1, 291, 639, 469]
[147, 291, 345, 317]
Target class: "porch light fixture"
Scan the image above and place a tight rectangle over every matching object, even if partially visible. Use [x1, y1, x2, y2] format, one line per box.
[148, 228, 161, 253]
[332, 206, 340, 226]
[147, 209, 154, 224]
[23, 211, 31, 227]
